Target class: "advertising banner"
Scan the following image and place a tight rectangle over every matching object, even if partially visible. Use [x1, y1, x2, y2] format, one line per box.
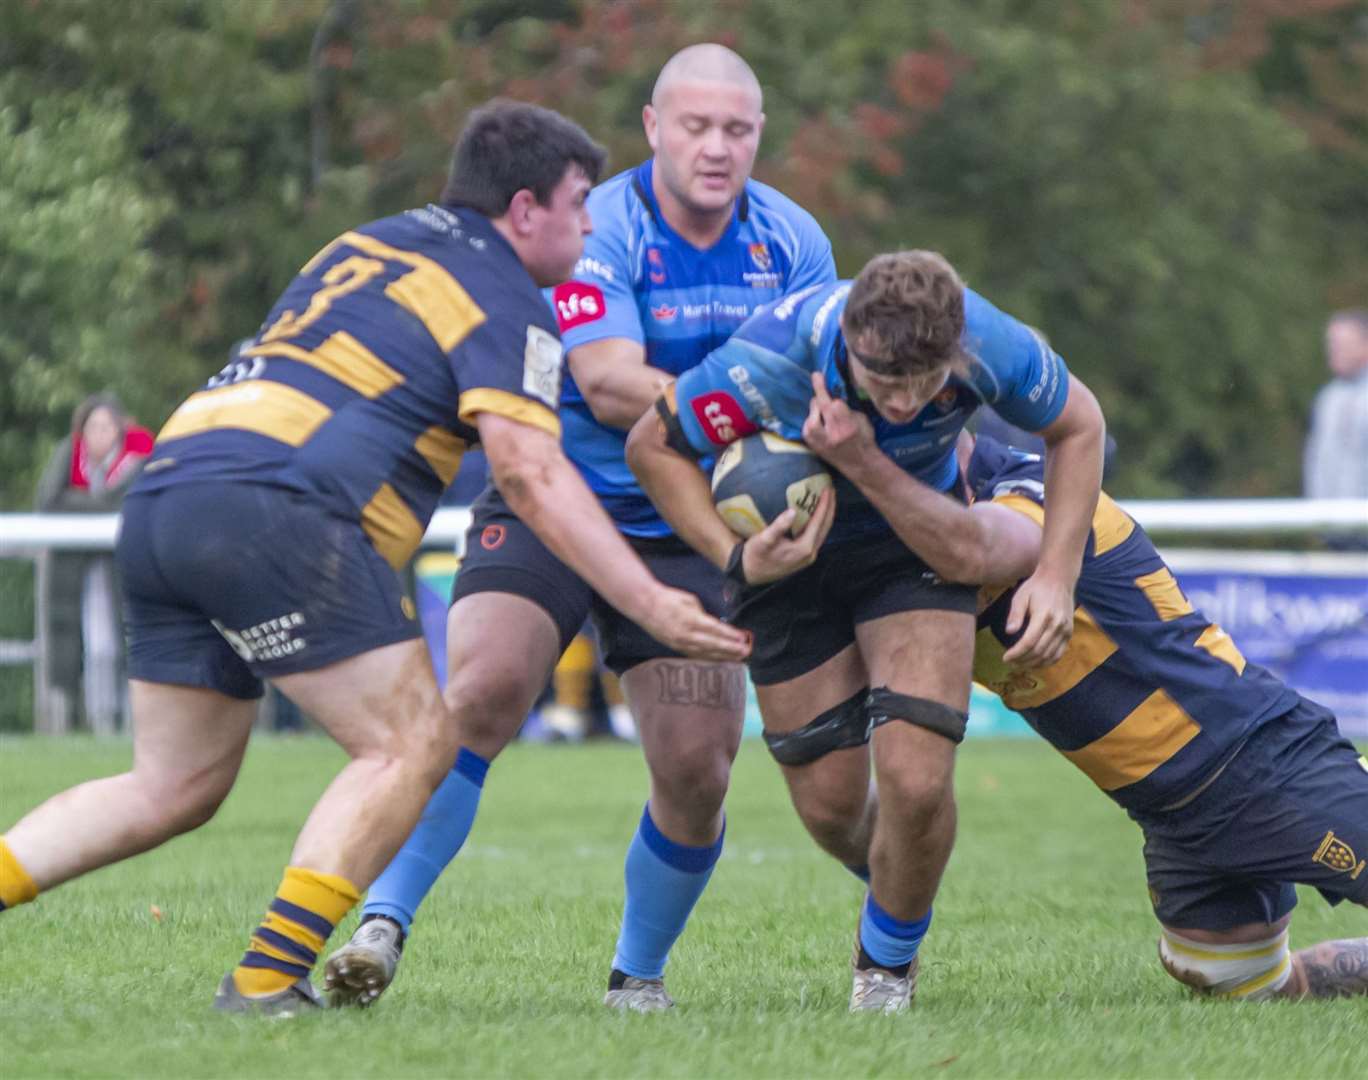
[1167, 551, 1368, 738]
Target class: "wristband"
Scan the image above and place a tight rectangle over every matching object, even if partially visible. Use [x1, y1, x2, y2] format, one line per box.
[723, 540, 749, 588]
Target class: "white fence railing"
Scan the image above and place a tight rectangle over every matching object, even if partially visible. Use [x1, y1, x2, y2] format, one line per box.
[3, 498, 1366, 554]
[2, 499, 1365, 733]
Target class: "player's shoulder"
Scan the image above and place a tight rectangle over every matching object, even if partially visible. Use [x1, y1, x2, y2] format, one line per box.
[735, 279, 850, 358]
[961, 286, 1025, 351]
[967, 434, 1045, 505]
[742, 177, 830, 247]
[583, 167, 646, 238]
[352, 205, 516, 277]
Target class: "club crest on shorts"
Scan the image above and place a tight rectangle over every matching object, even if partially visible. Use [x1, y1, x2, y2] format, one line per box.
[1312, 830, 1365, 879]
[481, 524, 506, 551]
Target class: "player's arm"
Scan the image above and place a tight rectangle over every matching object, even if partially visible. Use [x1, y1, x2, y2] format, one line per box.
[477, 410, 749, 661]
[567, 337, 674, 430]
[801, 375, 1042, 585]
[967, 296, 1106, 666]
[626, 387, 833, 586]
[1008, 373, 1104, 662]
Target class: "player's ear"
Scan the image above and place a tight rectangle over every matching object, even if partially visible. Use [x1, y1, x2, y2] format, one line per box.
[504, 188, 540, 236]
[642, 104, 659, 151]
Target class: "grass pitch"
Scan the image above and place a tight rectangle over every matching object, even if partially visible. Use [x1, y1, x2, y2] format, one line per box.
[1, 734, 1363, 1079]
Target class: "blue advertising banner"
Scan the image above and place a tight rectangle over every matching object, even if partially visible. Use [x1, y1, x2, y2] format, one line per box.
[1166, 551, 1368, 738]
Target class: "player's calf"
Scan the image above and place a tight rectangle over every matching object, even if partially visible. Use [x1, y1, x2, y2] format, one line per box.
[1158, 924, 1293, 1000]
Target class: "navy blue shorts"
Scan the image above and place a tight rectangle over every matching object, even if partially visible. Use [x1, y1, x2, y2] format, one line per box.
[118, 484, 421, 699]
[449, 485, 727, 675]
[1134, 696, 1368, 930]
[727, 534, 978, 686]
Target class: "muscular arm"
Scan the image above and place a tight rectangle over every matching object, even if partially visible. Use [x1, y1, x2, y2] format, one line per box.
[835, 449, 1043, 586]
[625, 405, 738, 570]
[1033, 374, 1105, 587]
[626, 402, 833, 584]
[568, 337, 674, 431]
[477, 411, 748, 660]
[992, 374, 1104, 663]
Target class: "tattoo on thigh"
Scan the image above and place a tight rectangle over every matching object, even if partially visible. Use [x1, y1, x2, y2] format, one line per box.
[654, 662, 746, 710]
[1298, 939, 1368, 999]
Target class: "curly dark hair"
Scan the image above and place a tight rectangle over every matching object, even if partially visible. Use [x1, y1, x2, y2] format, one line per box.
[843, 251, 970, 377]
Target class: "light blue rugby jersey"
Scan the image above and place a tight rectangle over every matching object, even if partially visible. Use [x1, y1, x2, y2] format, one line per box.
[669, 280, 1071, 545]
[547, 159, 836, 536]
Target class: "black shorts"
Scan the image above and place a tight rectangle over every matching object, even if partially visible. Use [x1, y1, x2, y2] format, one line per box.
[449, 485, 728, 675]
[1134, 696, 1368, 930]
[118, 484, 421, 699]
[728, 533, 979, 685]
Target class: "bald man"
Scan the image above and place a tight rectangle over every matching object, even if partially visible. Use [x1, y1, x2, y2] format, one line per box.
[324, 47, 836, 1011]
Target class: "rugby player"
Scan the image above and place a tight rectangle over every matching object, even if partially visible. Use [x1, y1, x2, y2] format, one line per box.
[769, 425, 1368, 1000]
[627, 251, 1108, 1011]
[0, 101, 749, 1016]
[325, 44, 836, 1012]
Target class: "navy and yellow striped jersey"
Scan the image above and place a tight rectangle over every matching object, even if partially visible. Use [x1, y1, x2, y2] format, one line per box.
[967, 436, 1299, 813]
[132, 205, 564, 570]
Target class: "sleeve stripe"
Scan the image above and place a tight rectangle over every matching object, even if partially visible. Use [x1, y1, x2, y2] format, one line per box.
[992, 493, 1046, 526]
[458, 388, 561, 439]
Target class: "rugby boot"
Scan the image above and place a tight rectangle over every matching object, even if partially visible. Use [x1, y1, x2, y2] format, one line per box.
[603, 969, 675, 1013]
[323, 915, 404, 1007]
[849, 954, 919, 1014]
[212, 972, 322, 1017]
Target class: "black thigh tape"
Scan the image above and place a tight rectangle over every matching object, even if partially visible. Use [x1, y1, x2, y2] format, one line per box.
[865, 687, 968, 745]
[762, 687, 870, 766]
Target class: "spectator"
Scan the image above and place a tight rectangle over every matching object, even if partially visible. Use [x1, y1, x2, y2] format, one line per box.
[34, 393, 153, 732]
[1304, 309, 1368, 502]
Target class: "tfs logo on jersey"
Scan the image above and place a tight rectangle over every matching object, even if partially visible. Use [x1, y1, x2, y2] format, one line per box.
[552, 282, 605, 332]
[651, 304, 678, 323]
[748, 243, 772, 272]
[647, 247, 667, 285]
[692, 391, 758, 446]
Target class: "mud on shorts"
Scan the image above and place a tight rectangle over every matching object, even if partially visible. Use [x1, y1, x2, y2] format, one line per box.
[1133, 695, 1368, 930]
[118, 484, 422, 699]
[448, 484, 729, 675]
[726, 533, 978, 686]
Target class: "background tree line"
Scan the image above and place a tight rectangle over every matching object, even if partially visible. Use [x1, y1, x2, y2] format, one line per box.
[3, 0, 1365, 508]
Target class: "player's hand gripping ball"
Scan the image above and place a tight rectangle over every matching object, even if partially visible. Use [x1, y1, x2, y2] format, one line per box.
[711, 433, 833, 538]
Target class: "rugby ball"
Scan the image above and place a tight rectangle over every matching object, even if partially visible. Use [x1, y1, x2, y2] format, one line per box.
[711, 433, 832, 538]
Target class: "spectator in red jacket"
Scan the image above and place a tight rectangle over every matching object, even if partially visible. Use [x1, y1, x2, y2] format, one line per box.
[35, 393, 153, 732]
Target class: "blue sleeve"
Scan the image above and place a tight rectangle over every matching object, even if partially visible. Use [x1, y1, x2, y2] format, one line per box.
[546, 200, 643, 349]
[672, 300, 819, 454]
[962, 289, 1070, 432]
[786, 212, 838, 294]
[672, 339, 767, 455]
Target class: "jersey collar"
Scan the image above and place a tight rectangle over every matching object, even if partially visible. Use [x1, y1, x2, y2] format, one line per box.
[631, 159, 750, 252]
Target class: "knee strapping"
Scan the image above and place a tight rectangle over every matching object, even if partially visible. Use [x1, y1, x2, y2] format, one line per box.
[1158, 927, 1292, 1000]
[762, 689, 870, 767]
[866, 688, 968, 745]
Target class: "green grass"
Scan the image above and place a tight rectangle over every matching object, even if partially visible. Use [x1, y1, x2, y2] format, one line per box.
[0, 735, 1363, 1079]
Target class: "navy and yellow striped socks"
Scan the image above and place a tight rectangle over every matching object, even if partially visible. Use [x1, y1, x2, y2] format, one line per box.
[233, 866, 360, 997]
[0, 836, 39, 911]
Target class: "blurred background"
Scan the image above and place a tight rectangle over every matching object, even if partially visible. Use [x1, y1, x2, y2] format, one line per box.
[2, 0, 1366, 731]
